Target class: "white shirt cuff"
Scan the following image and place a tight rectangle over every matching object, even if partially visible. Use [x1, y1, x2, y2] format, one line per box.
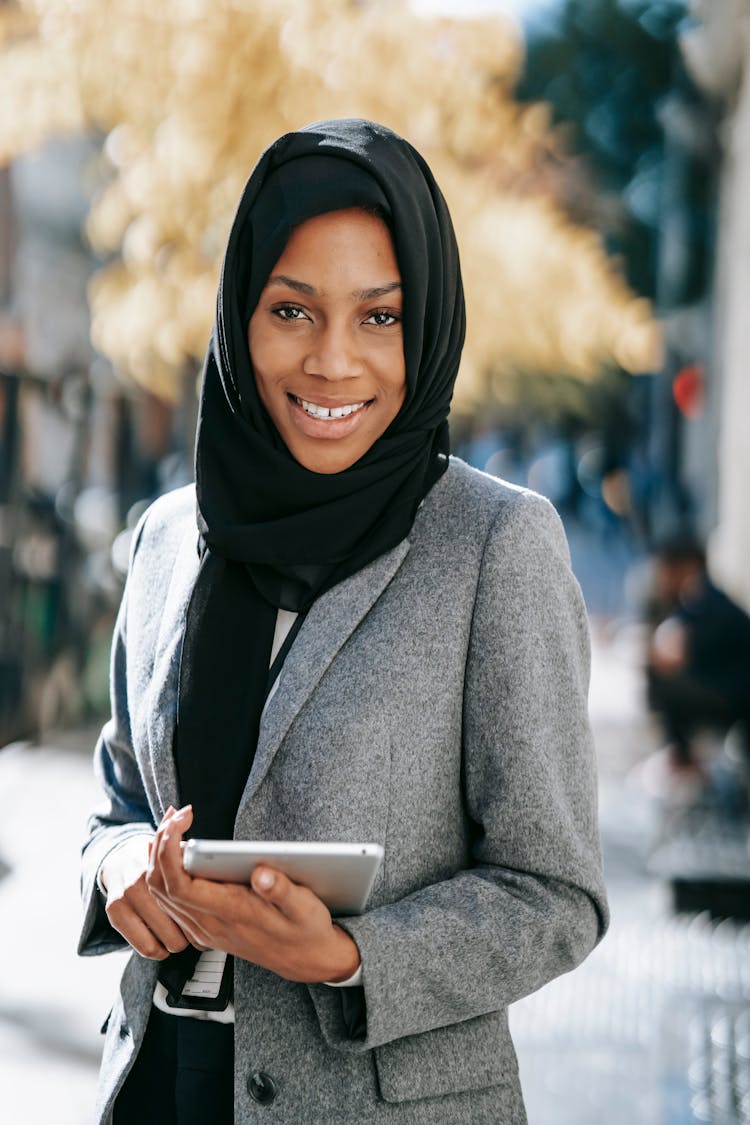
[96, 832, 155, 895]
[323, 964, 363, 988]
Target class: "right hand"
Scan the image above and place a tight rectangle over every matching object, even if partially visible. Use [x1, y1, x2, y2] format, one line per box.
[101, 821, 193, 960]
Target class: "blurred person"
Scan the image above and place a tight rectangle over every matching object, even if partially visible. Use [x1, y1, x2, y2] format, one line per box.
[79, 119, 607, 1125]
[645, 534, 750, 789]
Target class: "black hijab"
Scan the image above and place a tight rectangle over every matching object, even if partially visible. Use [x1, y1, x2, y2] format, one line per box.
[162, 120, 465, 1002]
[195, 118, 466, 609]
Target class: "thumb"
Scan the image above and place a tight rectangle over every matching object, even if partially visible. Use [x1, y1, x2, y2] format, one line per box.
[252, 866, 299, 918]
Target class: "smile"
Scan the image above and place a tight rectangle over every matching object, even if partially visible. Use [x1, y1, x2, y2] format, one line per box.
[291, 395, 369, 420]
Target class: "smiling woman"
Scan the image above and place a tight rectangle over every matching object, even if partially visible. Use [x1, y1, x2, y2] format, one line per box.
[80, 119, 608, 1125]
[248, 208, 407, 474]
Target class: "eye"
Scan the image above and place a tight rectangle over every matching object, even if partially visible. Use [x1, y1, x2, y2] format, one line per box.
[364, 309, 402, 327]
[271, 304, 309, 322]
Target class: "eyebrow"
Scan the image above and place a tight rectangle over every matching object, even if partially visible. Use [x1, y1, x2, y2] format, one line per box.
[266, 275, 402, 301]
[353, 282, 402, 300]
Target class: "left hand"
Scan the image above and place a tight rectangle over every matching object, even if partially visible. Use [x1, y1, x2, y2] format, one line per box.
[146, 806, 362, 984]
[649, 617, 688, 676]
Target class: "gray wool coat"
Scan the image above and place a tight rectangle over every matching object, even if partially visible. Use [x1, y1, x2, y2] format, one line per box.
[79, 456, 609, 1124]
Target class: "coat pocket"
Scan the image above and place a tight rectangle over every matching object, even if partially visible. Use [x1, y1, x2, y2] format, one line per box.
[373, 1008, 518, 1103]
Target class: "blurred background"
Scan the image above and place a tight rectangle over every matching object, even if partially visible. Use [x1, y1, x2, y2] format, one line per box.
[1, 1, 749, 1122]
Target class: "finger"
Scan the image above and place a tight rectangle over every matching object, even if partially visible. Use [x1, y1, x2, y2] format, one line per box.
[148, 823, 219, 935]
[151, 802, 190, 846]
[149, 805, 193, 898]
[148, 888, 216, 950]
[150, 827, 242, 922]
[250, 865, 316, 925]
[110, 874, 191, 954]
[106, 897, 170, 960]
[152, 896, 212, 946]
[138, 896, 191, 954]
[149, 807, 175, 861]
[155, 805, 177, 832]
[153, 803, 192, 850]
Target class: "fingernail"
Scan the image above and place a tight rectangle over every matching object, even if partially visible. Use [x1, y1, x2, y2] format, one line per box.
[256, 869, 275, 890]
[165, 805, 175, 816]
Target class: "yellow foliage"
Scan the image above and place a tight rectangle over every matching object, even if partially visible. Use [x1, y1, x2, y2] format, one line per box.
[0, 0, 661, 406]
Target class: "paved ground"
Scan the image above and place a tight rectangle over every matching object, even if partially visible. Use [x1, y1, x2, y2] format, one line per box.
[0, 728, 129, 1124]
[1, 625, 748, 1124]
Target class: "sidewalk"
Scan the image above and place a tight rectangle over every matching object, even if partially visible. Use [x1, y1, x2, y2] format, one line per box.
[0, 728, 128, 1124]
[1, 628, 748, 1124]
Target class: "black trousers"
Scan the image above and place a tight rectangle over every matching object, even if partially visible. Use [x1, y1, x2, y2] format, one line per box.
[113, 1007, 234, 1125]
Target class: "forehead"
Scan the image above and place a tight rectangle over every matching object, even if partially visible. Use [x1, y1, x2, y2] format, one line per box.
[269, 208, 400, 283]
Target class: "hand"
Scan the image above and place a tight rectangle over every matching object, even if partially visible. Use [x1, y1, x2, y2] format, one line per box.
[650, 617, 688, 676]
[101, 825, 192, 960]
[146, 806, 362, 984]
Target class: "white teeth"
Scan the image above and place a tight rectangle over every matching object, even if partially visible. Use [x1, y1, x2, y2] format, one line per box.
[297, 397, 366, 419]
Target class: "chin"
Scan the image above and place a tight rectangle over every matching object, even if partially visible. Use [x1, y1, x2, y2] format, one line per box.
[285, 434, 373, 476]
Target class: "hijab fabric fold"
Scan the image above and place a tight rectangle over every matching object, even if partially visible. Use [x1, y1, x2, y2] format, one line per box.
[161, 120, 465, 1002]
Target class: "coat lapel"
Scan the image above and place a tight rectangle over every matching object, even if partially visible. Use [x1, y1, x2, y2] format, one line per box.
[236, 538, 410, 818]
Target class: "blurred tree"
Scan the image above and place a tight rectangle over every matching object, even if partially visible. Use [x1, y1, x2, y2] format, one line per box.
[0, 0, 661, 411]
[516, 0, 717, 305]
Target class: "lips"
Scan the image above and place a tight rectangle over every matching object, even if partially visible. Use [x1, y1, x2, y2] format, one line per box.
[286, 392, 373, 442]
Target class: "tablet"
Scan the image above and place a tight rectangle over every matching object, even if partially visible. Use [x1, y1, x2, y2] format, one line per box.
[183, 839, 384, 915]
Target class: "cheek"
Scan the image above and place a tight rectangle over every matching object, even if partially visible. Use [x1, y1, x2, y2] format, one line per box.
[374, 343, 406, 398]
[248, 329, 271, 376]
[251, 363, 291, 433]
[369, 379, 406, 442]
[249, 335, 288, 403]
[250, 354, 270, 401]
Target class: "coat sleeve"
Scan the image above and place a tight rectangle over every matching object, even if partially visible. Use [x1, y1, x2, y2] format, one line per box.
[308, 490, 609, 1050]
[78, 515, 158, 958]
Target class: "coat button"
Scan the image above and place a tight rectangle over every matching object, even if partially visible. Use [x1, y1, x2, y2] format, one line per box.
[247, 1071, 277, 1106]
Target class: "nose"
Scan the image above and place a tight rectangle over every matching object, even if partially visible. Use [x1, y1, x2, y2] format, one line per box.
[302, 319, 364, 380]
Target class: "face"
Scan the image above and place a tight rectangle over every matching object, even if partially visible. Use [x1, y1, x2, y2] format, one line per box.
[248, 208, 406, 475]
[655, 557, 701, 603]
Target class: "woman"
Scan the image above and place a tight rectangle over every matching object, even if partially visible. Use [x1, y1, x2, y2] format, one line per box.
[80, 118, 608, 1124]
